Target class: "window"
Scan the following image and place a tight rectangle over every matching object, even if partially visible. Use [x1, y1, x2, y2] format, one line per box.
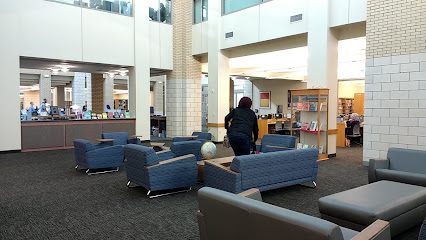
[223, 0, 271, 15]
[194, 0, 208, 24]
[149, 0, 172, 24]
[160, 0, 172, 24]
[49, 0, 133, 16]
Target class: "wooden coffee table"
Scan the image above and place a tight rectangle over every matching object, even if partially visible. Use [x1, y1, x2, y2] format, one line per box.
[197, 156, 234, 181]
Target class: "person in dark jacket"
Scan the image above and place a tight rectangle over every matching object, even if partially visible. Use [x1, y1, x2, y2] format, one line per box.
[225, 97, 259, 156]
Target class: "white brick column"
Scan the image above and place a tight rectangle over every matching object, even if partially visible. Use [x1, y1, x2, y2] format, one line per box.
[72, 72, 86, 109]
[363, 53, 426, 164]
[39, 70, 52, 104]
[166, 0, 202, 138]
[364, 0, 426, 165]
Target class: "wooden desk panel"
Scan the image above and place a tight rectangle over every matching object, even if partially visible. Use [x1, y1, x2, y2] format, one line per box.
[258, 118, 289, 139]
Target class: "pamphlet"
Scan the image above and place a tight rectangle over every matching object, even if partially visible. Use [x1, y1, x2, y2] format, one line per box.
[84, 111, 91, 120]
[301, 122, 310, 131]
[296, 102, 303, 111]
[107, 112, 114, 119]
[102, 113, 108, 119]
[297, 143, 303, 149]
[125, 112, 131, 118]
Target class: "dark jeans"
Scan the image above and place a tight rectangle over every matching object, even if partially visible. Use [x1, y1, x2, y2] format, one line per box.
[228, 131, 252, 156]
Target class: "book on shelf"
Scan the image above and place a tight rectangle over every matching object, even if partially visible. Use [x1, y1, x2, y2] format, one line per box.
[107, 112, 114, 119]
[303, 102, 309, 111]
[319, 145, 324, 154]
[84, 111, 91, 120]
[96, 114, 102, 119]
[309, 102, 318, 111]
[301, 122, 310, 131]
[125, 112, 131, 118]
[310, 121, 318, 131]
[296, 102, 303, 110]
[320, 102, 327, 111]
[297, 143, 303, 149]
[102, 113, 108, 119]
[302, 144, 309, 149]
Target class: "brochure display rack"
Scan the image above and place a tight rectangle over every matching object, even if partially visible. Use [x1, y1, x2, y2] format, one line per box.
[291, 89, 329, 161]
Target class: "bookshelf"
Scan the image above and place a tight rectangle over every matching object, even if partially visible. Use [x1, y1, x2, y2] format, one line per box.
[338, 98, 354, 118]
[291, 89, 329, 161]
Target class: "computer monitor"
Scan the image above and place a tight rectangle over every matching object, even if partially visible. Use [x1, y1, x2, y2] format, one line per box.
[50, 106, 59, 116]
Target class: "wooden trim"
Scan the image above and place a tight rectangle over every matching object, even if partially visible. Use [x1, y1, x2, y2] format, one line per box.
[204, 160, 239, 174]
[21, 146, 74, 152]
[145, 154, 195, 169]
[352, 220, 390, 240]
[238, 188, 260, 197]
[206, 123, 225, 127]
[327, 129, 338, 135]
[318, 153, 329, 161]
[266, 145, 295, 150]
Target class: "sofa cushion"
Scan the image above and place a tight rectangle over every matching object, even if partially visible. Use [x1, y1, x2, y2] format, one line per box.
[376, 169, 426, 187]
[387, 148, 426, 174]
[319, 180, 426, 236]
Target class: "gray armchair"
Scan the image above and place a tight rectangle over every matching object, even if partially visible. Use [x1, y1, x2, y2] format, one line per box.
[197, 187, 390, 240]
[369, 148, 426, 187]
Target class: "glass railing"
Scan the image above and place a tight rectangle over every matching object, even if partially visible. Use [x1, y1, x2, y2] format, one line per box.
[194, 0, 208, 24]
[223, 0, 272, 15]
[149, 0, 172, 24]
[47, 0, 133, 16]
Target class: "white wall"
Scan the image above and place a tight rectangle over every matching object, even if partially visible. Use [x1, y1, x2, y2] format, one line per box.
[192, 0, 366, 52]
[329, 0, 367, 27]
[149, 22, 173, 70]
[252, 79, 307, 116]
[0, 1, 21, 151]
[82, 9, 134, 65]
[19, 0, 82, 61]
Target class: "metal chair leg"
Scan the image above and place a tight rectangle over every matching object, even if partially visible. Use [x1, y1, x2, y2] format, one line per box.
[147, 187, 192, 199]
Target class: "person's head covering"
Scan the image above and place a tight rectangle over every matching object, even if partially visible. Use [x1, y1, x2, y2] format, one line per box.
[106, 105, 111, 110]
[350, 113, 360, 121]
[238, 97, 252, 108]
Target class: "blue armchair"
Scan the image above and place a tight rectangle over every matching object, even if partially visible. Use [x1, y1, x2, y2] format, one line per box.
[256, 134, 296, 153]
[73, 139, 124, 175]
[124, 144, 198, 198]
[173, 132, 212, 144]
[101, 132, 141, 146]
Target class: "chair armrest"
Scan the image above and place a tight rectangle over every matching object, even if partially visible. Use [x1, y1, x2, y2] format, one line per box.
[156, 150, 175, 161]
[146, 154, 195, 169]
[197, 211, 207, 240]
[204, 161, 239, 175]
[266, 145, 295, 150]
[368, 158, 390, 183]
[238, 188, 262, 202]
[351, 219, 390, 240]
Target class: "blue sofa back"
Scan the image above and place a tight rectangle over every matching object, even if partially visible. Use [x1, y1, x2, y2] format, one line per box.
[230, 148, 318, 190]
[171, 140, 202, 161]
[260, 134, 296, 152]
[388, 148, 426, 174]
[102, 132, 129, 145]
[193, 132, 212, 140]
[124, 144, 160, 166]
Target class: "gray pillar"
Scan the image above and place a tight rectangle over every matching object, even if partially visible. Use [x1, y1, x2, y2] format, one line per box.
[56, 86, 65, 108]
[39, 70, 52, 104]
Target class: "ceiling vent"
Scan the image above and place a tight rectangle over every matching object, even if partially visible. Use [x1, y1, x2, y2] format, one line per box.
[225, 31, 234, 39]
[290, 14, 303, 23]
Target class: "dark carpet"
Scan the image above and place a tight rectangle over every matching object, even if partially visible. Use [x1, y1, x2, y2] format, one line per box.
[0, 143, 420, 240]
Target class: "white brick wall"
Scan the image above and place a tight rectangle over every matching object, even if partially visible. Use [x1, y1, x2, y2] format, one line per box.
[72, 72, 87, 109]
[363, 53, 426, 164]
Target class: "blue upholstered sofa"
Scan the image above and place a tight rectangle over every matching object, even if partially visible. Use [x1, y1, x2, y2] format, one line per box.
[101, 132, 141, 146]
[74, 139, 124, 174]
[124, 144, 198, 197]
[173, 132, 212, 144]
[204, 148, 318, 193]
[256, 134, 296, 152]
